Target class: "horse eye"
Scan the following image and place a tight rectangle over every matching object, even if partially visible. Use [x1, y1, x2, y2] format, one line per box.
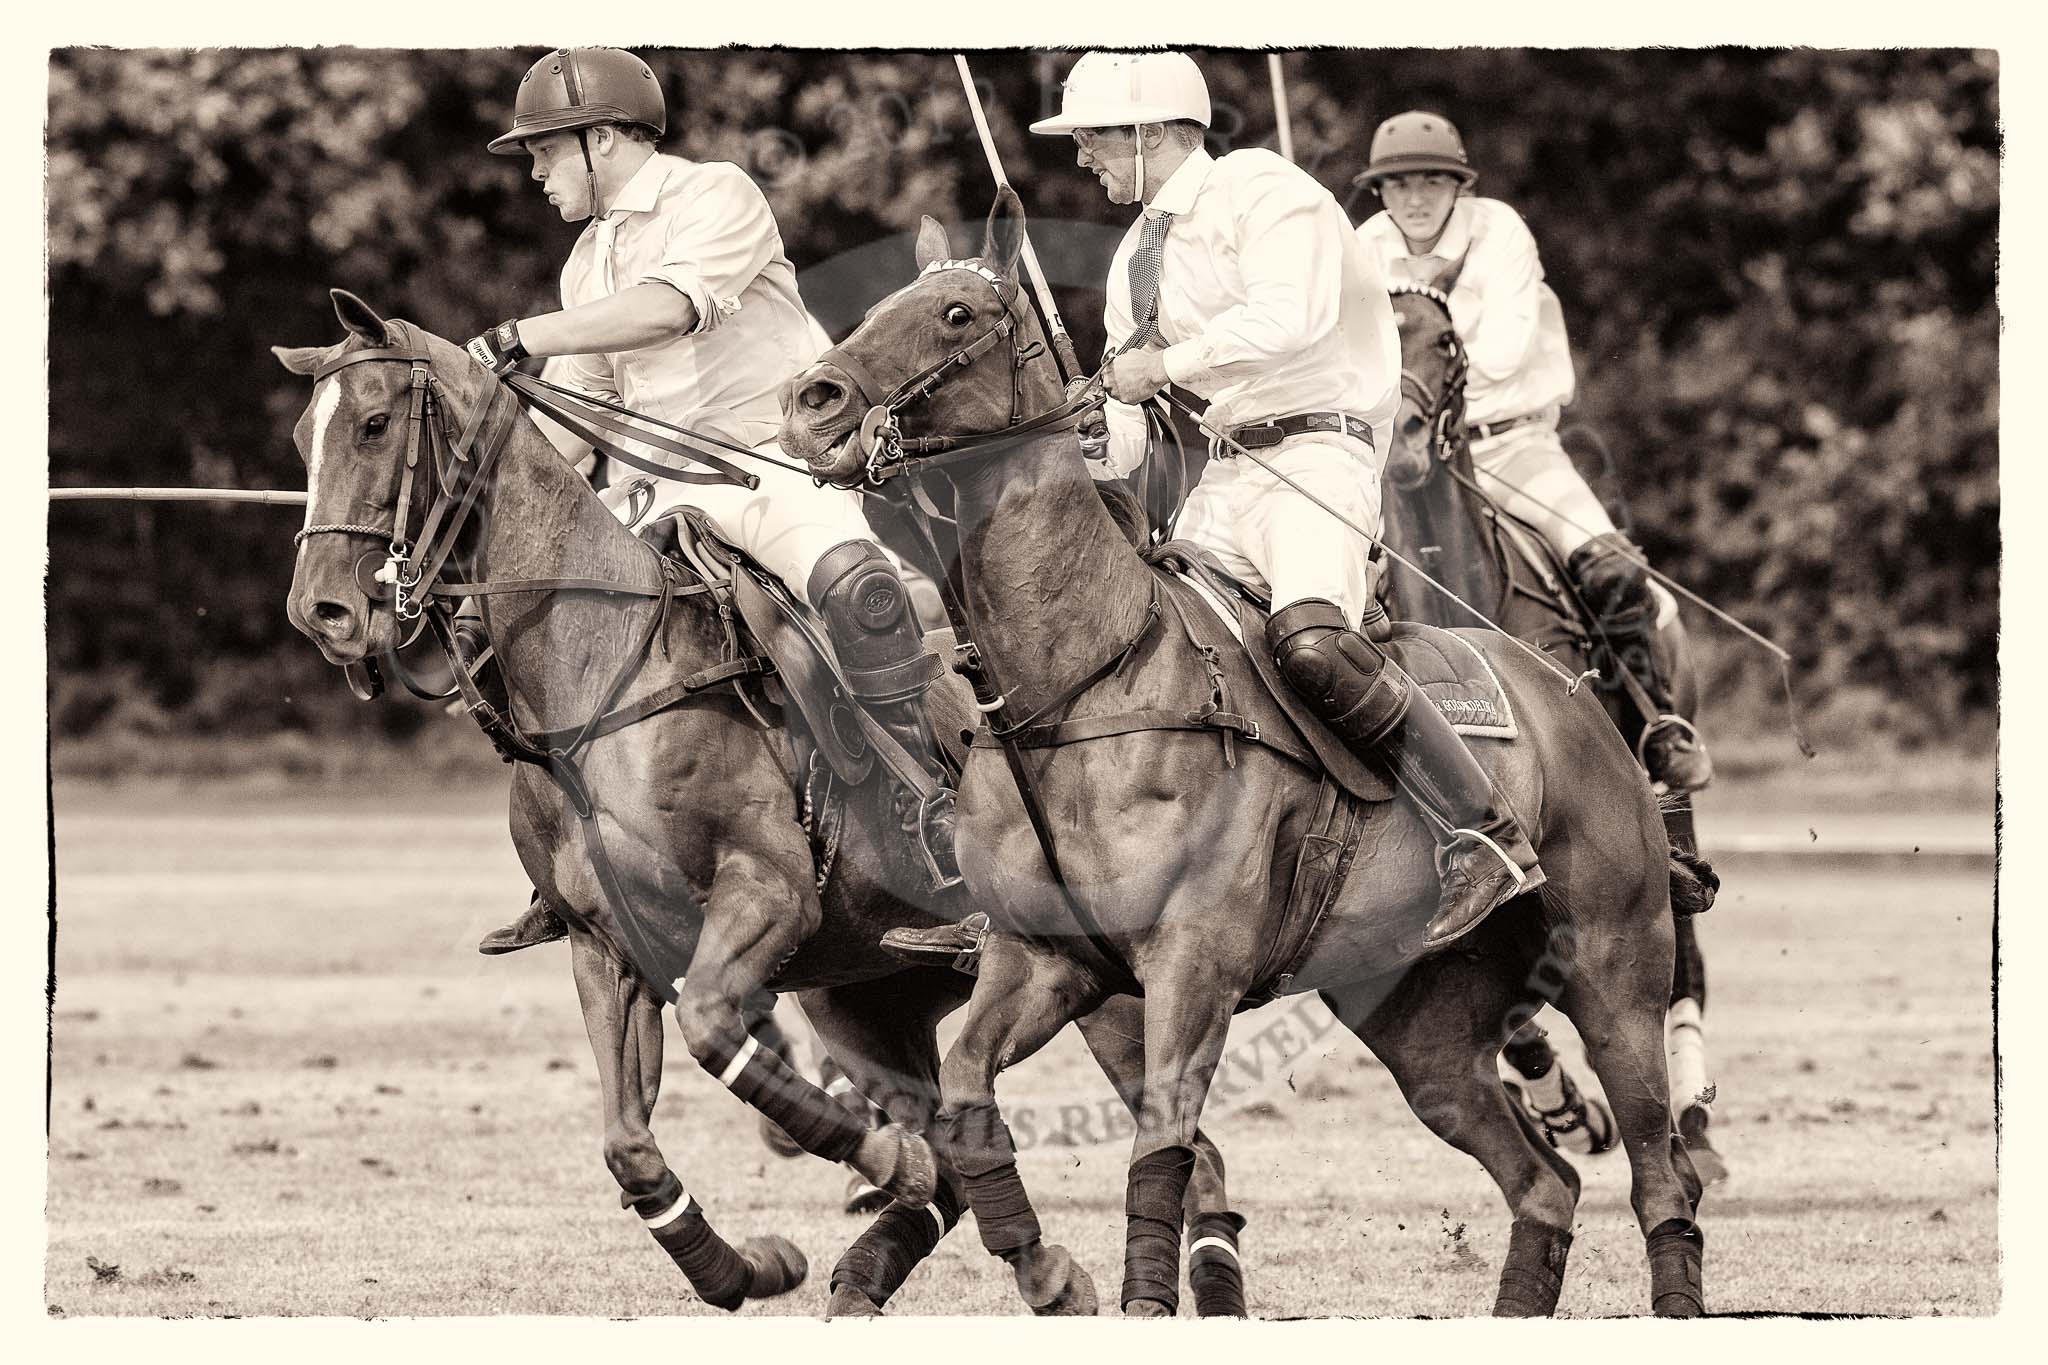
[943, 303, 973, 328]
[363, 414, 389, 440]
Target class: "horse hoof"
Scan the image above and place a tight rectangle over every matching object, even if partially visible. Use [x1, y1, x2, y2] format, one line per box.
[1646, 1221, 1705, 1318]
[843, 1169, 892, 1216]
[739, 1234, 808, 1300]
[1124, 1297, 1173, 1317]
[827, 1283, 884, 1317]
[758, 1114, 805, 1160]
[853, 1123, 936, 1208]
[1021, 1244, 1099, 1317]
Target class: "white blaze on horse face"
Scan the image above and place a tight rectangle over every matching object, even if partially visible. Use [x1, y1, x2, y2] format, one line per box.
[301, 377, 342, 540]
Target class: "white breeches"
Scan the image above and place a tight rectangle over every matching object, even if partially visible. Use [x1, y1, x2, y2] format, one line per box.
[1469, 415, 1619, 561]
[1175, 429, 1387, 626]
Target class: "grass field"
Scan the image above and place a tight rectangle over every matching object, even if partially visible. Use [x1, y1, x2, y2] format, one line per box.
[46, 773, 1998, 1318]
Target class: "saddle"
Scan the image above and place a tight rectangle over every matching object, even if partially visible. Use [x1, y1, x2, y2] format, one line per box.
[659, 508, 969, 791]
[1147, 542, 1520, 799]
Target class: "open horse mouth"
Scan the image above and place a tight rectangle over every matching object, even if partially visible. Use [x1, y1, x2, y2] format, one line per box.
[781, 362, 869, 482]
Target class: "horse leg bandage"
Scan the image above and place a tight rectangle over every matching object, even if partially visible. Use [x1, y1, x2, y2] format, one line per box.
[1186, 1210, 1249, 1317]
[704, 1031, 867, 1163]
[1121, 1145, 1197, 1313]
[830, 1179, 965, 1306]
[939, 1102, 1042, 1257]
[1492, 1217, 1573, 1316]
[629, 1172, 751, 1312]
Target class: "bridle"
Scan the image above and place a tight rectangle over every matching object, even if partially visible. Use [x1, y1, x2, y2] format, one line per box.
[1389, 283, 1471, 491]
[815, 259, 1089, 486]
[288, 321, 791, 1005]
[294, 322, 526, 638]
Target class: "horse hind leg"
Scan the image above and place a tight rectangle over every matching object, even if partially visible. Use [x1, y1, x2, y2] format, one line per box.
[568, 925, 805, 1311]
[1322, 950, 1584, 1318]
[1075, 993, 1248, 1317]
[1558, 898, 1708, 1317]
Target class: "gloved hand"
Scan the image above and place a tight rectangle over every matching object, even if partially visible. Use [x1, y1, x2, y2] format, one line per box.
[464, 320, 528, 375]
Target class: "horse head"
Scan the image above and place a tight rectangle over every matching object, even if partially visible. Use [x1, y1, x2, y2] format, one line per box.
[1387, 285, 1469, 493]
[780, 188, 1063, 488]
[273, 289, 495, 665]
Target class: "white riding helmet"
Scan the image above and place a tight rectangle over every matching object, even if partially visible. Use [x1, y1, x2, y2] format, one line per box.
[1029, 51, 1212, 134]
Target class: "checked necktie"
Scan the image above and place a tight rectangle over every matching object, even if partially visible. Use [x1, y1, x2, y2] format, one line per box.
[1124, 210, 1176, 348]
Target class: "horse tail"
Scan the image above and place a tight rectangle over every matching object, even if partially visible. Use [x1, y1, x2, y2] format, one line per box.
[1667, 845, 1719, 917]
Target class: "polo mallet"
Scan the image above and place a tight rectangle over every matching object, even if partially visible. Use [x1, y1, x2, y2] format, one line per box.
[1267, 54, 1295, 163]
[952, 54, 1082, 384]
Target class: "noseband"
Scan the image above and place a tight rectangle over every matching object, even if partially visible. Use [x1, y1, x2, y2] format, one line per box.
[294, 321, 522, 633]
[816, 259, 1083, 485]
[1390, 283, 1471, 491]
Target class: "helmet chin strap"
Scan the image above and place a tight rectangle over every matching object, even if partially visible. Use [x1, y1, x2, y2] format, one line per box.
[578, 128, 608, 222]
[1133, 125, 1145, 203]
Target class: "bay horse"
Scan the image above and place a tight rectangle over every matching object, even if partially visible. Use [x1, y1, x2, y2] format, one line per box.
[274, 290, 1246, 1316]
[781, 193, 1711, 1318]
[1381, 283, 1723, 1181]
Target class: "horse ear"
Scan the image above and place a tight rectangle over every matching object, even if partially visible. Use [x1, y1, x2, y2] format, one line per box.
[271, 345, 325, 376]
[330, 288, 391, 345]
[981, 186, 1027, 279]
[1430, 254, 1467, 294]
[913, 216, 953, 272]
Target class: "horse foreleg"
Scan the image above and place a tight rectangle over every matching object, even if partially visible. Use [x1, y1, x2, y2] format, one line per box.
[1119, 942, 1250, 1318]
[1075, 993, 1247, 1317]
[794, 969, 971, 1316]
[567, 923, 806, 1311]
[936, 934, 1105, 1316]
[671, 858, 935, 1207]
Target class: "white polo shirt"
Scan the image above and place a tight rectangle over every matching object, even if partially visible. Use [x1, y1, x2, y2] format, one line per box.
[1097, 147, 1400, 477]
[1357, 196, 1575, 427]
[551, 152, 820, 460]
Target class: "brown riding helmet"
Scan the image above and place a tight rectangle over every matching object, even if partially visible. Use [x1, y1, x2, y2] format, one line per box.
[487, 48, 666, 155]
[1353, 111, 1479, 190]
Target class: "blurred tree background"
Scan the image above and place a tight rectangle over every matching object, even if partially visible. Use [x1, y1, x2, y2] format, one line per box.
[45, 47, 1996, 770]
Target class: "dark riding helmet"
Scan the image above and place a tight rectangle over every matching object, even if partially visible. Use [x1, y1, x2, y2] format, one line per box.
[1352, 111, 1479, 191]
[487, 47, 666, 155]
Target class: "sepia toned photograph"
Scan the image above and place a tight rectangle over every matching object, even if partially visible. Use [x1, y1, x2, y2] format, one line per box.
[38, 32, 2001, 1323]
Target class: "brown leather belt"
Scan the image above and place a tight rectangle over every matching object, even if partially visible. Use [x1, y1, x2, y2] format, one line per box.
[1466, 411, 1549, 442]
[1225, 411, 1375, 452]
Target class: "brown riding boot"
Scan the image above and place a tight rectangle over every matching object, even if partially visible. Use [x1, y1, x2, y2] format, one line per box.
[478, 891, 569, 956]
[809, 541, 962, 891]
[1566, 533, 1713, 792]
[1268, 599, 1544, 946]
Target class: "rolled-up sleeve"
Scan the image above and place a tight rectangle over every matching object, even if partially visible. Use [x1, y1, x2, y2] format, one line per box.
[640, 164, 779, 336]
[1451, 205, 1544, 384]
[1161, 153, 1340, 388]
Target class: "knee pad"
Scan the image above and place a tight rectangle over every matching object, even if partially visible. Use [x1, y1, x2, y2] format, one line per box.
[1266, 599, 1406, 738]
[808, 540, 941, 702]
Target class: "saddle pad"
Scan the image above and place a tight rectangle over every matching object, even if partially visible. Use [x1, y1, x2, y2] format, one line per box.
[1384, 622, 1520, 740]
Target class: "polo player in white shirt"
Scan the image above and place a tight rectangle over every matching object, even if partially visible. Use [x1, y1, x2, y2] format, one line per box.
[462, 48, 961, 953]
[1044, 52, 1546, 946]
[1355, 111, 1712, 792]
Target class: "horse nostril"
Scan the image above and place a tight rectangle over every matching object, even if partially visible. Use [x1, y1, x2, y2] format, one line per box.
[800, 378, 846, 413]
[1401, 416, 1427, 441]
[313, 600, 352, 627]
